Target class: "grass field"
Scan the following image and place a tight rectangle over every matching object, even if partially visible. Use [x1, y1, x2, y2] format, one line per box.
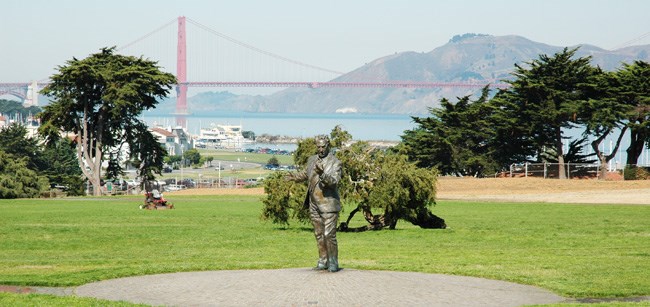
[1, 194, 649, 306]
[198, 149, 294, 165]
[151, 150, 292, 182]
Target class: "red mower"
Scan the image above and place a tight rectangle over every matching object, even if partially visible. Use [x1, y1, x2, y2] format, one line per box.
[141, 189, 174, 210]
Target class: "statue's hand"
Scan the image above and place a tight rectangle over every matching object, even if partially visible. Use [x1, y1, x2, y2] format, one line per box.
[315, 160, 324, 175]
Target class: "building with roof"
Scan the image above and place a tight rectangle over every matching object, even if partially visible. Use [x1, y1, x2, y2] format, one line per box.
[150, 126, 193, 156]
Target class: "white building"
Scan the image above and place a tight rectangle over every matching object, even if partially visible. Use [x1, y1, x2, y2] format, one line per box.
[197, 124, 251, 149]
[150, 126, 193, 156]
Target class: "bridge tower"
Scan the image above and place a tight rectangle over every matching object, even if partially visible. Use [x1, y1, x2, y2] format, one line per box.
[24, 81, 39, 107]
[175, 16, 189, 128]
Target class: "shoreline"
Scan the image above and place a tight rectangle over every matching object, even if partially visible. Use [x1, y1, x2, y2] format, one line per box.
[253, 135, 400, 147]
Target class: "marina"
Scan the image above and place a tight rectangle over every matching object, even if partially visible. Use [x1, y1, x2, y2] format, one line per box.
[195, 123, 254, 149]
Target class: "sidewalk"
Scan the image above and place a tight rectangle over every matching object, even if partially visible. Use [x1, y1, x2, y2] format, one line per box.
[68, 268, 564, 306]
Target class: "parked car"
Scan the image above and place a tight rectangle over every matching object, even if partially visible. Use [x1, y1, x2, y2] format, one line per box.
[50, 183, 69, 191]
[264, 164, 279, 170]
[125, 179, 140, 187]
[165, 184, 186, 192]
[178, 178, 195, 188]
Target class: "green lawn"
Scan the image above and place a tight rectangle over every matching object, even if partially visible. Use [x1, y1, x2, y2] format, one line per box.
[1, 195, 649, 306]
[153, 149, 293, 181]
[198, 149, 294, 165]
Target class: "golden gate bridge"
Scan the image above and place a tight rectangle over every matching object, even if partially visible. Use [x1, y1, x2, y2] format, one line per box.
[0, 16, 508, 125]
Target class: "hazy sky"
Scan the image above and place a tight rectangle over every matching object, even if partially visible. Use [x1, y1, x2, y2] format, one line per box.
[3, 0, 649, 84]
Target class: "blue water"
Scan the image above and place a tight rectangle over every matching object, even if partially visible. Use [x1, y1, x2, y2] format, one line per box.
[142, 111, 650, 166]
[143, 112, 421, 141]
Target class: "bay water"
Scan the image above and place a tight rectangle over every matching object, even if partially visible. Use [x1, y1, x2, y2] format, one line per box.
[142, 112, 650, 166]
[143, 112, 420, 142]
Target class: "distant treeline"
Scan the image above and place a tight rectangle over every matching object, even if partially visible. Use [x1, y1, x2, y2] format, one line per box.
[0, 99, 42, 120]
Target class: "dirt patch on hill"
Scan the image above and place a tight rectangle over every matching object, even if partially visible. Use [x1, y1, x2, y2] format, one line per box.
[164, 178, 650, 205]
[436, 177, 650, 205]
[165, 187, 265, 196]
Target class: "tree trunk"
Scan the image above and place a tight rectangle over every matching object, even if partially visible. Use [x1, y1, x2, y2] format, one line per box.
[76, 106, 104, 196]
[626, 128, 647, 166]
[555, 127, 566, 179]
[339, 204, 446, 232]
[593, 145, 608, 179]
[92, 146, 103, 196]
[403, 208, 447, 229]
[592, 129, 611, 180]
[592, 127, 627, 179]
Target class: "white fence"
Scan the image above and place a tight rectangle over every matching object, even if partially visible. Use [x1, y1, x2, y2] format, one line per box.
[508, 163, 601, 179]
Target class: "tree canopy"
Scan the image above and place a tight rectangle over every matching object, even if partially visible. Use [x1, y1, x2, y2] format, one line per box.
[38, 47, 176, 195]
[490, 47, 600, 178]
[0, 122, 84, 197]
[0, 99, 41, 121]
[0, 150, 48, 199]
[613, 61, 650, 166]
[400, 47, 649, 178]
[400, 87, 499, 177]
[0, 123, 43, 171]
[261, 127, 445, 230]
[183, 148, 201, 167]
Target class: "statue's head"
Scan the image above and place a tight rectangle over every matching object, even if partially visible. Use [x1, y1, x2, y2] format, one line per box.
[315, 135, 330, 158]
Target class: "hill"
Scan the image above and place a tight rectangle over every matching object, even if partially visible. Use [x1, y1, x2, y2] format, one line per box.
[152, 34, 650, 115]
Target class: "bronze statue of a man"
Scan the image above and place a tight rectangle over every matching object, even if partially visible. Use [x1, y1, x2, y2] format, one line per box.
[288, 135, 342, 272]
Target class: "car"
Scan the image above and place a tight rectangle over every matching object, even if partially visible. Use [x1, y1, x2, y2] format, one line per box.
[165, 184, 186, 192]
[125, 179, 140, 187]
[264, 164, 279, 170]
[50, 183, 69, 191]
[178, 179, 195, 188]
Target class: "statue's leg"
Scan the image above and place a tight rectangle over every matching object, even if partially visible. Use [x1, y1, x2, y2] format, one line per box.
[310, 206, 328, 270]
[322, 211, 340, 272]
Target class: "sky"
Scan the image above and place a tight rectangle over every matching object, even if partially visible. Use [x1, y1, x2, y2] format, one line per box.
[3, 0, 650, 87]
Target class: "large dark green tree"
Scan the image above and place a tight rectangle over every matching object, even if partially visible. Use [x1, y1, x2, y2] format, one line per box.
[610, 61, 650, 166]
[491, 47, 599, 178]
[0, 124, 48, 198]
[400, 87, 500, 177]
[0, 123, 84, 196]
[38, 47, 176, 195]
[579, 69, 631, 178]
[0, 150, 48, 199]
[0, 123, 43, 170]
[39, 137, 85, 196]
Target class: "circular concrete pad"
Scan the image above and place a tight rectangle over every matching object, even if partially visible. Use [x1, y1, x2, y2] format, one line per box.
[74, 268, 564, 306]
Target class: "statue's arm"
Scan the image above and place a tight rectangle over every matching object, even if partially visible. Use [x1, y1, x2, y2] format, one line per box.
[320, 159, 342, 187]
[287, 157, 311, 182]
[286, 169, 307, 182]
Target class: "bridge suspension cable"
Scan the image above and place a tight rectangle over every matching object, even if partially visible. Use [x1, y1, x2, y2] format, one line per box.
[612, 31, 650, 50]
[184, 81, 509, 89]
[186, 17, 345, 76]
[117, 18, 177, 52]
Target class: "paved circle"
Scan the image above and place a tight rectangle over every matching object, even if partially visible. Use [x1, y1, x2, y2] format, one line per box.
[74, 268, 564, 306]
